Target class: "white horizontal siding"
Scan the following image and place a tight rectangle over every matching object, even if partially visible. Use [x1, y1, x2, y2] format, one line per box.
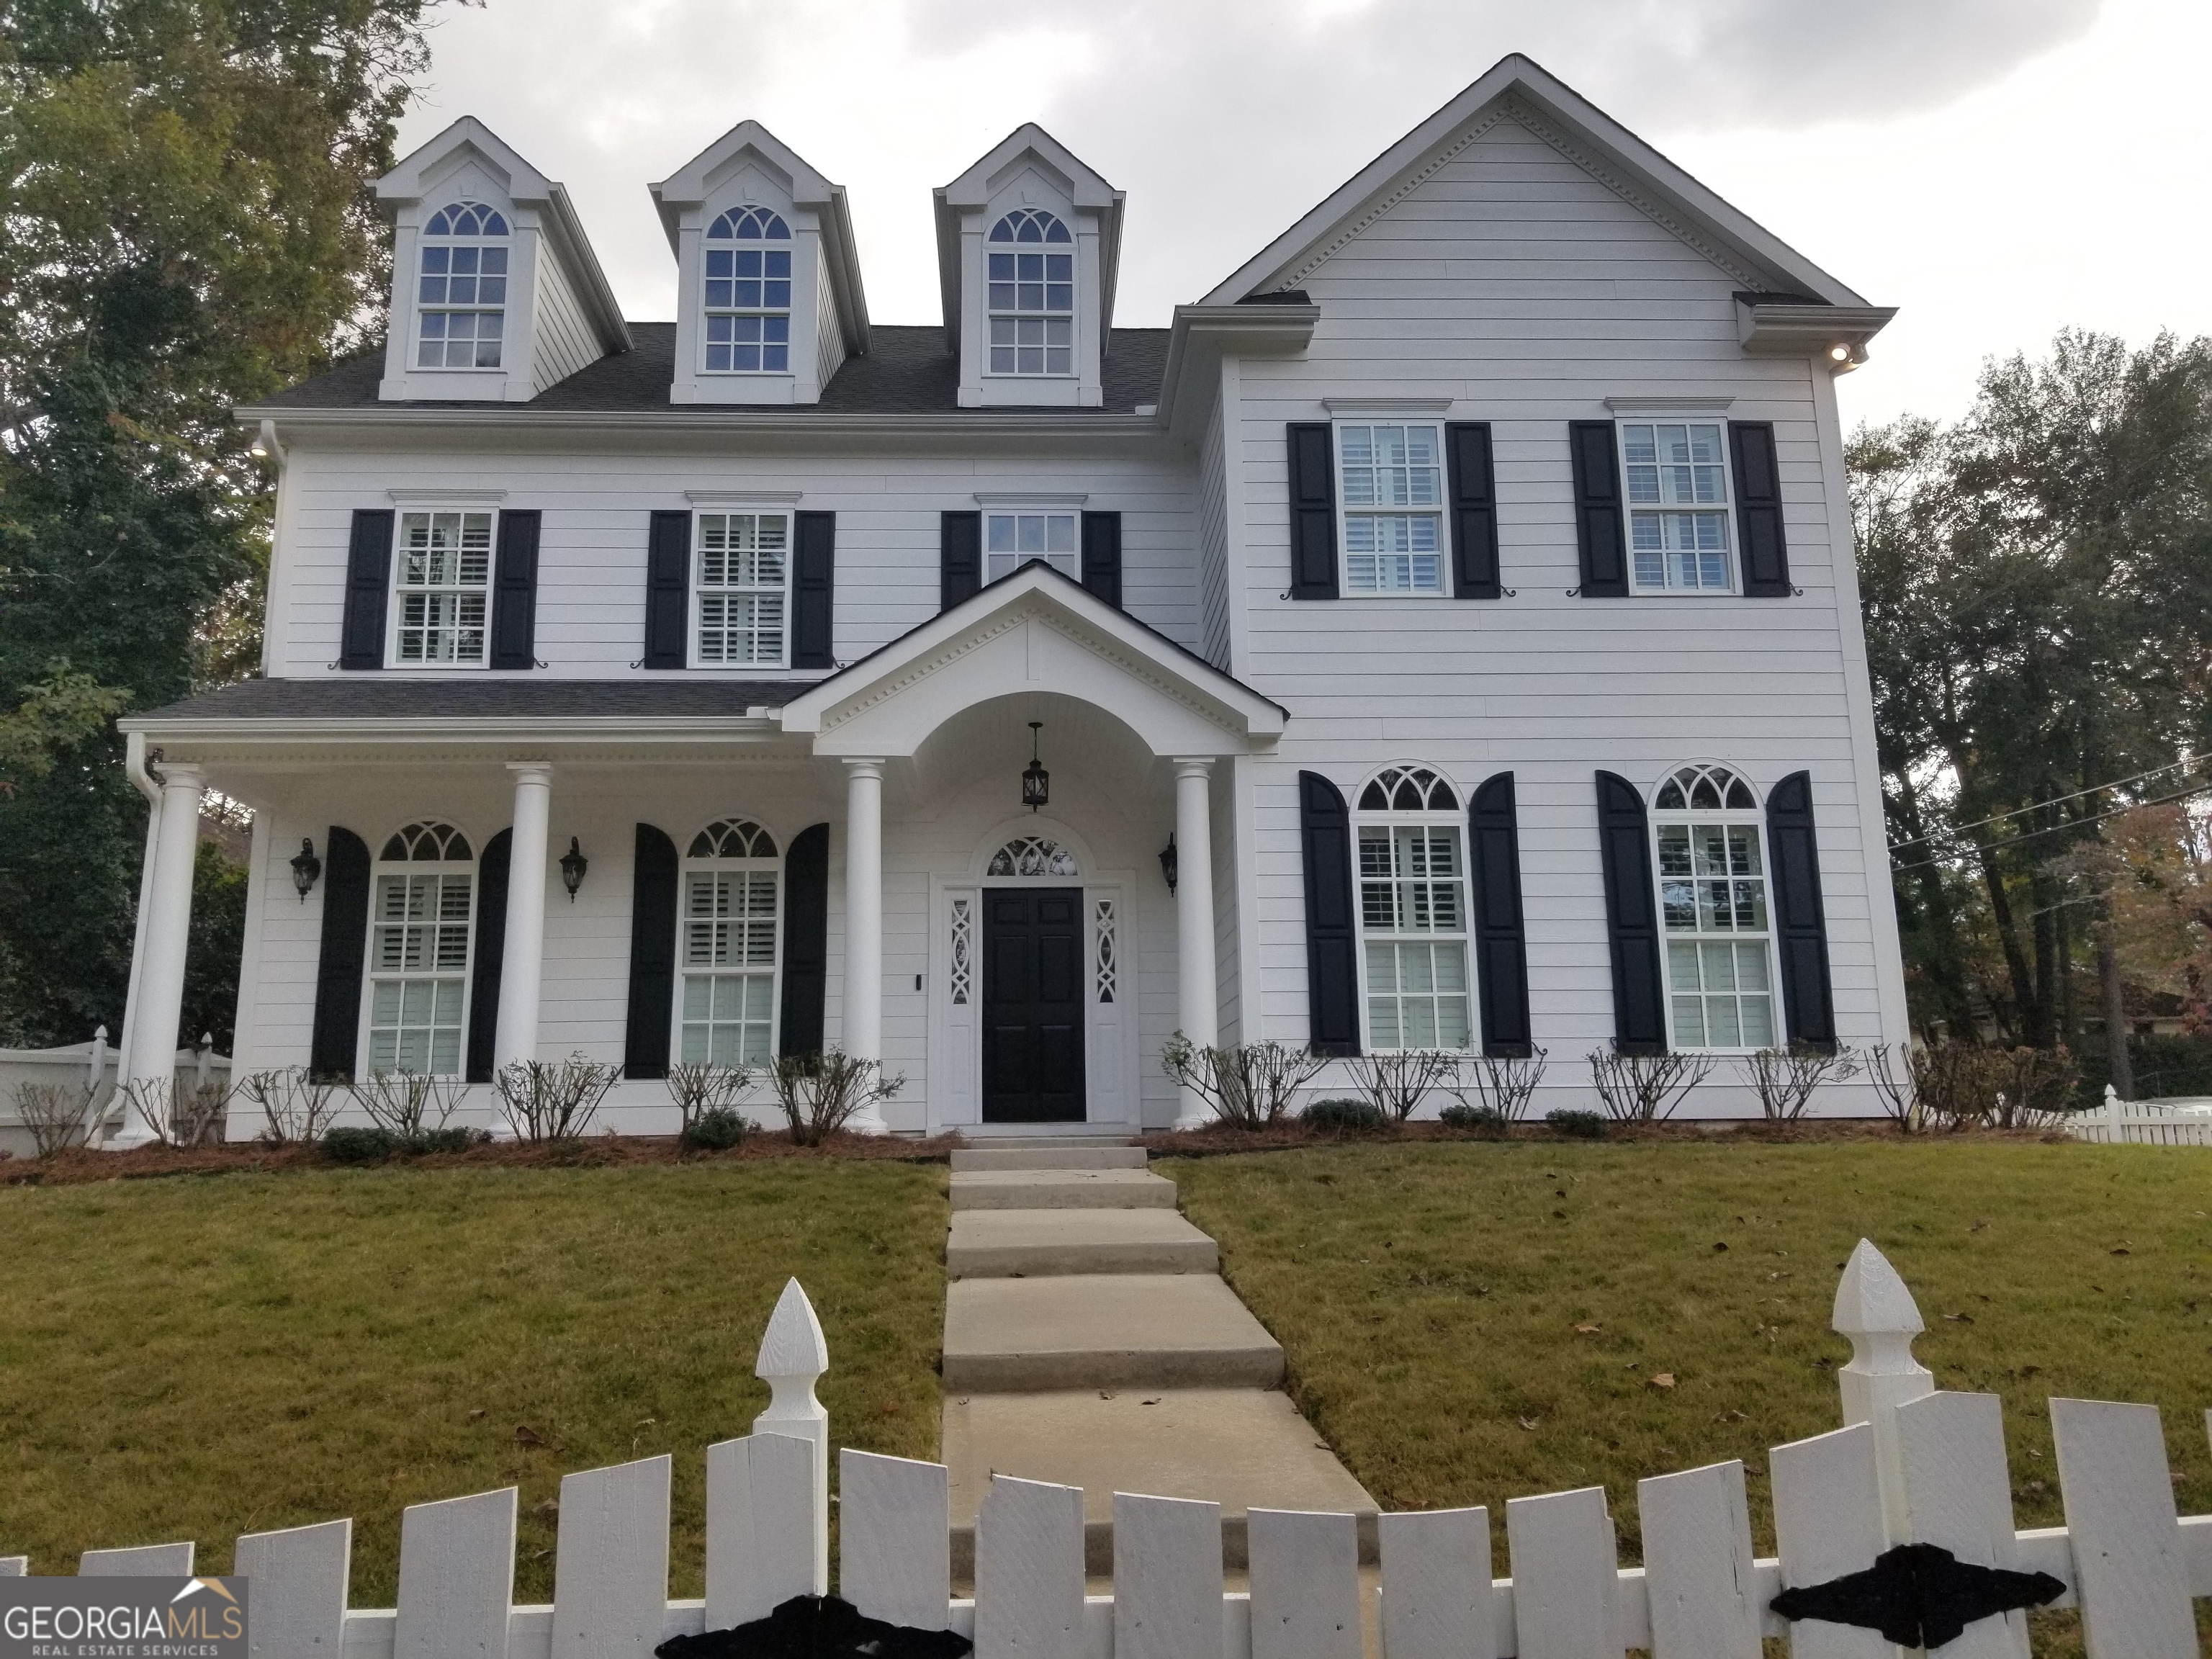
[814, 241, 847, 394]
[529, 248, 600, 396]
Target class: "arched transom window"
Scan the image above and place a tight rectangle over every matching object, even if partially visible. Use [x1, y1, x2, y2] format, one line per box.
[366, 822, 475, 1076]
[1652, 765, 1773, 1049]
[987, 209, 1073, 377]
[1354, 768, 1470, 1050]
[417, 202, 508, 369]
[680, 819, 781, 1066]
[987, 835, 1078, 878]
[704, 208, 791, 373]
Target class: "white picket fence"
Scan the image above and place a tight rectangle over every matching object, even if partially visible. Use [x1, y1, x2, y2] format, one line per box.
[6, 1249, 2211, 1658]
[2069, 1084, 2212, 1147]
[0, 1028, 231, 1156]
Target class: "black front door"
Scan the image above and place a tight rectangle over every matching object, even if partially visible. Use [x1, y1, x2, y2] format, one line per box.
[982, 886, 1085, 1122]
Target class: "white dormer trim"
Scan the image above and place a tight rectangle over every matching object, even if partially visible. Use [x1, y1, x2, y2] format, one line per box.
[652, 121, 868, 408]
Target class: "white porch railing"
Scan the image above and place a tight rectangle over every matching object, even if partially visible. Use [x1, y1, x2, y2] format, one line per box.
[5, 1245, 2210, 1655]
[2069, 1084, 2212, 1146]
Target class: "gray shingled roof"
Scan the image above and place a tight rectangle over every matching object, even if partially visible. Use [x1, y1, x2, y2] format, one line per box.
[135, 678, 809, 721]
[257, 323, 1172, 416]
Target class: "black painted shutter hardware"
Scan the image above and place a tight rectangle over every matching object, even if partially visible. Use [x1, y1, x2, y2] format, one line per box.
[466, 828, 512, 1082]
[308, 827, 372, 1079]
[622, 824, 679, 1079]
[1766, 770, 1838, 1050]
[1594, 771, 1666, 1053]
[1469, 773, 1532, 1056]
[1285, 423, 1339, 600]
[1444, 423, 1502, 600]
[338, 511, 394, 670]
[489, 511, 541, 670]
[1298, 771, 1361, 1056]
[780, 824, 831, 1056]
[642, 512, 691, 670]
[1568, 421, 1629, 597]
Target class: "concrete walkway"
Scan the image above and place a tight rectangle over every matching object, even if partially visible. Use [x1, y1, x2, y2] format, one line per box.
[940, 1141, 1377, 1575]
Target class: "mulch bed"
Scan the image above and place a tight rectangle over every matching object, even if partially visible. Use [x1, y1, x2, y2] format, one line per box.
[1137, 1118, 2073, 1157]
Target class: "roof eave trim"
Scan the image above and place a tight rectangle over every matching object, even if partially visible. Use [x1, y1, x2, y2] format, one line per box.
[233, 405, 1172, 439]
[117, 714, 791, 741]
[1736, 301, 1898, 367]
[1154, 303, 1319, 433]
[825, 184, 871, 356]
[544, 183, 633, 355]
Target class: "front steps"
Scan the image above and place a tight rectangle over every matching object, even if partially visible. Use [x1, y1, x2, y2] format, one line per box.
[948, 1168, 1178, 1210]
[947, 1208, 1218, 1277]
[943, 1273, 1284, 1390]
[950, 1146, 1149, 1171]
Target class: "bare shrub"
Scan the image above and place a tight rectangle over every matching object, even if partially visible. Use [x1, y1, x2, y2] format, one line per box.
[15, 1082, 95, 1157]
[495, 1056, 620, 1143]
[350, 1071, 466, 1140]
[1990, 1046, 2081, 1128]
[1910, 1041, 2004, 1130]
[1865, 1043, 1923, 1132]
[1161, 1035, 1330, 1129]
[235, 1067, 342, 1146]
[1740, 1044, 1861, 1123]
[768, 1049, 904, 1146]
[1346, 1049, 1461, 1122]
[665, 1062, 754, 1141]
[1455, 1048, 1549, 1122]
[120, 1076, 231, 1148]
[1588, 1047, 1714, 1123]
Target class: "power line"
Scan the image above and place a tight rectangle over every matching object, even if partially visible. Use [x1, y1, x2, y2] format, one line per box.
[1889, 779, 2212, 878]
[1887, 754, 2198, 852]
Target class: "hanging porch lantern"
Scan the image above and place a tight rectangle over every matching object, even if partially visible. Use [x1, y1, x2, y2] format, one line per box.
[289, 837, 322, 902]
[1022, 721, 1050, 812]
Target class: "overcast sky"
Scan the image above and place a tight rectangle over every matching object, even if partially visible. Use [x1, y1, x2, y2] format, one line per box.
[393, 0, 2205, 431]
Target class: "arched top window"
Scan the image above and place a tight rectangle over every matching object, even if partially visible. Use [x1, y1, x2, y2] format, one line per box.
[416, 202, 508, 369]
[1358, 766, 1458, 813]
[703, 207, 791, 373]
[381, 821, 473, 863]
[988, 835, 1079, 878]
[689, 819, 778, 860]
[989, 209, 1071, 244]
[1654, 764, 1758, 813]
[987, 210, 1072, 377]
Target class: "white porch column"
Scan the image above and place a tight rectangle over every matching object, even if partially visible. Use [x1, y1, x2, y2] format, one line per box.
[493, 763, 553, 1074]
[842, 759, 889, 1133]
[117, 763, 206, 1139]
[1174, 758, 1219, 1130]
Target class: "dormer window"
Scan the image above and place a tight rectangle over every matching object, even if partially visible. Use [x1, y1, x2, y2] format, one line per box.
[415, 202, 509, 369]
[704, 209, 792, 373]
[987, 210, 1073, 376]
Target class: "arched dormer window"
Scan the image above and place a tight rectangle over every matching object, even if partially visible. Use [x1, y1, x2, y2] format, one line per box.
[417, 202, 509, 369]
[704, 209, 792, 373]
[986, 209, 1072, 377]
[1354, 768, 1470, 1051]
[1651, 765, 1774, 1050]
[365, 822, 476, 1076]
[987, 835, 1078, 878]
[680, 819, 781, 1065]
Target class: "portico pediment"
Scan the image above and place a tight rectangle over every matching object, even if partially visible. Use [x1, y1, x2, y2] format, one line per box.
[777, 565, 1285, 757]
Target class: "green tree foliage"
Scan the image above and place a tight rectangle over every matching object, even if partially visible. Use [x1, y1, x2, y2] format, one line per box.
[1855, 329, 2212, 1043]
[0, 0, 438, 1044]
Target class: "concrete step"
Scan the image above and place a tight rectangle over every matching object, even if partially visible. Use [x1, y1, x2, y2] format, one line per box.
[950, 1169, 1178, 1212]
[948, 1209, 1218, 1278]
[943, 1274, 1283, 1391]
[950, 1146, 1150, 1172]
[943, 1388, 1379, 1575]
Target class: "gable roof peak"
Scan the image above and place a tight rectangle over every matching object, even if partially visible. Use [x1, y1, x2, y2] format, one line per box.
[933, 124, 1125, 346]
[376, 116, 554, 206]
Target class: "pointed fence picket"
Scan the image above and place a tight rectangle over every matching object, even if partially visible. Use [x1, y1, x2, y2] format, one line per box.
[16, 1252, 2212, 1659]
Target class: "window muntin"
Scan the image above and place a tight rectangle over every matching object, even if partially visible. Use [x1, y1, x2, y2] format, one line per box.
[1337, 424, 1444, 594]
[1620, 422, 1733, 593]
[679, 819, 781, 1068]
[416, 202, 508, 369]
[694, 512, 788, 667]
[986, 836, 1078, 878]
[986, 209, 1073, 376]
[364, 822, 475, 1076]
[392, 511, 493, 665]
[984, 511, 1079, 584]
[1652, 765, 1775, 1050]
[704, 209, 792, 374]
[1354, 767, 1471, 1051]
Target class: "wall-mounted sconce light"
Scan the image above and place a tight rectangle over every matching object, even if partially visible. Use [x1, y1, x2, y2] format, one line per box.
[289, 837, 322, 902]
[1159, 833, 1179, 895]
[559, 837, 589, 902]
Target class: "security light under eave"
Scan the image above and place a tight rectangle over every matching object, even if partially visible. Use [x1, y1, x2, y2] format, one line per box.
[559, 837, 588, 902]
[1829, 343, 1852, 362]
[1022, 722, 1050, 812]
[289, 837, 321, 902]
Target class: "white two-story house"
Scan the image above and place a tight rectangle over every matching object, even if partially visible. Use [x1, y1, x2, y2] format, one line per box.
[114, 55, 1903, 1137]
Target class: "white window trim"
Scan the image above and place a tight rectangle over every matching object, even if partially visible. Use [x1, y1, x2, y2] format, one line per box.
[690, 507, 793, 672]
[387, 505, 498, 671]
[357, 832, 477, 1081]
[413, 205, 511, 375]
[671, 829, 786, 1069]
[1331, 418, 1449, 600]
[1351, 768, 1476, 1053]
[981, 508, 1084, 588]
[1649, 771, 1780, 1054]
[700, 208, 796, 378]
[1615, 415, 1739, 598]
[984, 210, 1078, 379]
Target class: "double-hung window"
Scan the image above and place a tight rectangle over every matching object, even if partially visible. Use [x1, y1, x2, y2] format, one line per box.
[1354, 766, 1472, 1049]
[1653, 765, 1775, 1048]
[1337, 423, 1444, 594]
[415, 202, 508, 369]
[364, 822, 475, 1076]
[679, 819, 781, 1066]
[703, 208, 792, 373]
[984, 511, 1079, 583]
[1619, 421, 1734, 593]
[695, 511, 788, 667]
[987, 209, 1074, 376]
[393, 510, 493, 665]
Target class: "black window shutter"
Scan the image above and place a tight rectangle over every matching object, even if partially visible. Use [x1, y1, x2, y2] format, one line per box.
[339, 511, 394, 670]
[622, 824, 679, 1079]
[308, 827, 372, 1079]
[941, 511, 982, 611]
[1445, 423, 1501, 600]
[1286, 423, 1339, 600]
[1568, 422, 1628, 597]
[488, 512, 540, 670]
[1081, 511, 1122, 608]
[1730, 421, 1792, 597]
[642, 511, 690, 670]
[1766, 770, 1837, 1050]
[791, 511, 836, 670]
[1594, 771, 1666, 1053]
[465, 829, 512, 1082]
[1469, 773, 1532, 1056]
[1299, 771, 1360, 1056]
[779, 822, 831, 1055]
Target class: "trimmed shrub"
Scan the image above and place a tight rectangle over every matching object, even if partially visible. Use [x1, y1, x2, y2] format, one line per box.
[1439, 1102, 1507, 1135]
[1303, 1097, 1388, 1134]
[683, 1105, 750, 1151]
[322, 1126, 394, 1163]
[1545, 1108, 1606, 1140]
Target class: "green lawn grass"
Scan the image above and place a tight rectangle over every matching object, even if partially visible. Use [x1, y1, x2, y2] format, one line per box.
[0, 1161, 947, 1602]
